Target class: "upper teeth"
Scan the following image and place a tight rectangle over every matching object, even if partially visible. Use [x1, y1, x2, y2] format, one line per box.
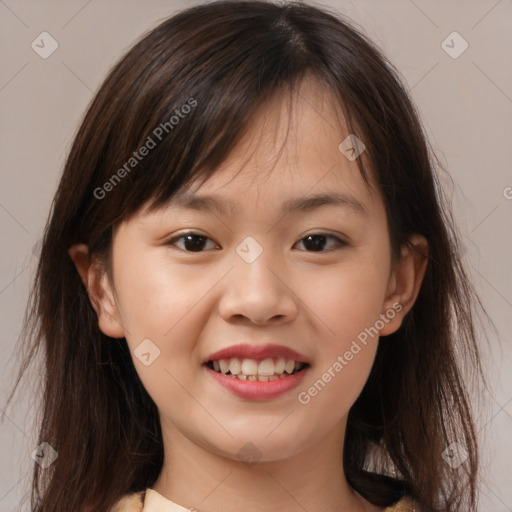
[212, 357, 304, 379]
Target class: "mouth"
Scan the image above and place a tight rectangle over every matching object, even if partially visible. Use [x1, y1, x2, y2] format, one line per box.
[203, 343, 312, 399]
[205, 357, 310, 381]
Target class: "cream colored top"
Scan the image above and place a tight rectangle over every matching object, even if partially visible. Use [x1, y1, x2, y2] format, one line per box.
[110, 488, 419, 511]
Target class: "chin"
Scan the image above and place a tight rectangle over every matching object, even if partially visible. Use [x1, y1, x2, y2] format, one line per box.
[205, 434, 307, 466]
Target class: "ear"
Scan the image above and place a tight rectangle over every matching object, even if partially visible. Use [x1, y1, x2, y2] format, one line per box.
[379, 234, 429, 336]
[67, 243, 125, 338]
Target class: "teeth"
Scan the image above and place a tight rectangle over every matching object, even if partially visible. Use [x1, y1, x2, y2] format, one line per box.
[257, 358, 275, 376]
[241, 359, 258, 376]
[284, 359, 295, 374]
[219, 359, 229, 374]
[275, 357, 285, 373]
[229, 357, 242, 375]
[210, 357, 307, 379]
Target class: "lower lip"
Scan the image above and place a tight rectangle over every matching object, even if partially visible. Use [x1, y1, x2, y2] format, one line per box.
[204, 364, 310, 400]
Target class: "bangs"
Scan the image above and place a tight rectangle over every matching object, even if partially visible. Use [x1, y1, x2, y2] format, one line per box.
[84, 1, 375, 235]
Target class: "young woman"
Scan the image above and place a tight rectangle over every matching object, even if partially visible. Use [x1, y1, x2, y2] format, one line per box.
[6, 1, 487, 511]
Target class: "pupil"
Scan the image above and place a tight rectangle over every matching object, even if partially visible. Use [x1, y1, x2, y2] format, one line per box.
[184, 234, 206, 252]
[304, 235, 327, 252]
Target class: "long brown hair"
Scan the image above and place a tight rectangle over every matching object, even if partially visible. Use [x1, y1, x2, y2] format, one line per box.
[5, 1, 489, 510]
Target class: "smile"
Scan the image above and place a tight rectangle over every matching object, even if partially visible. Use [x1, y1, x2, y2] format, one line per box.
[204, 357, 311, 400]
[207, 357, 309, 381]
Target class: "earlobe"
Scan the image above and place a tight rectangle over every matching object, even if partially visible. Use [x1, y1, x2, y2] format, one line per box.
[379, 234, 429, 336]
[67, 244, 125, 338]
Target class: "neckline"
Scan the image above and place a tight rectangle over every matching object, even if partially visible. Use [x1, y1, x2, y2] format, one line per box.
[143, 488, 192, 511]
[139, 488, 417, 512]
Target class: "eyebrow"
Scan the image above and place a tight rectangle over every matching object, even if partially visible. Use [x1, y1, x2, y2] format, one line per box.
[168, 191, 368, 217]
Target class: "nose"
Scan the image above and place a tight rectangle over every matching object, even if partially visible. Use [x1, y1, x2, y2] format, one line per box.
[217, 244, 298, 325]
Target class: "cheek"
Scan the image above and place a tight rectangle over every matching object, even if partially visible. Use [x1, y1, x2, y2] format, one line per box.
[300, 254, 389, 344]
[293, 254, 387, 414]
[113, 252, 214, 343]
[110, 253, 200, 381]
[111, 251, 232, 410]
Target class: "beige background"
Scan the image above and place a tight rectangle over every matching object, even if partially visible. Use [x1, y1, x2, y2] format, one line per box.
[1, 0, 511, 510]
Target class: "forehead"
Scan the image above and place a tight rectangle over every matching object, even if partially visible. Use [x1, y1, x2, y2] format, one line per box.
[171, 78, 377, 214]
[138, 75, 381, 221]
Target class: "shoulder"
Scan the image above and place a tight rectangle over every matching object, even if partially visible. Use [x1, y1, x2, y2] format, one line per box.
[384, 496, 421, 511]
[109, 491, 145, 512]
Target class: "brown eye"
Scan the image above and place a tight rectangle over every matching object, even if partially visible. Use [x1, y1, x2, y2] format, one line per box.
[166, 232, 219, 252]
[295, 233, 347, 252]
[165, 231, 347, 253]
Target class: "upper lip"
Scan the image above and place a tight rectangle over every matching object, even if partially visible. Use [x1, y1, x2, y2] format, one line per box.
[204, 343, 311, 364]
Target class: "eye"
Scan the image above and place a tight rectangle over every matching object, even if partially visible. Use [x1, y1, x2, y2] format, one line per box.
[294, 233, 347, 252]
[165, 231, 347, 253]
[165, 231, 219, 252]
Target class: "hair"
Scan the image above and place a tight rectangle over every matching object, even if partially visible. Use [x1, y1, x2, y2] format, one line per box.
[4, 1, 490, 511]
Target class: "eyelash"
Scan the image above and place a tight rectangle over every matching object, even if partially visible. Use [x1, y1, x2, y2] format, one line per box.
[165, 231, 348, 253]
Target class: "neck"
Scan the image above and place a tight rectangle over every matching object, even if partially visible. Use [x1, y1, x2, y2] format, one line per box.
[152, 416, 372, 512]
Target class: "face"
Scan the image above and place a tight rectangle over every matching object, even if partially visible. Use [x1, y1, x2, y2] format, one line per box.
[73, 77, 426, 465]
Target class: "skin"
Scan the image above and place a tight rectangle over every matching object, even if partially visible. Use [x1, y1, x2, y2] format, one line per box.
[69, 76, 428, 512]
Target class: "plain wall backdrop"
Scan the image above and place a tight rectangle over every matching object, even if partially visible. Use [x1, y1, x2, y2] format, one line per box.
[0, 0, 511, 510]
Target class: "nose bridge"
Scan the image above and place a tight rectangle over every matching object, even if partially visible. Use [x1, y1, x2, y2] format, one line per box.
[218, 234, 297, 324]
[234, 234, 280, 292]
